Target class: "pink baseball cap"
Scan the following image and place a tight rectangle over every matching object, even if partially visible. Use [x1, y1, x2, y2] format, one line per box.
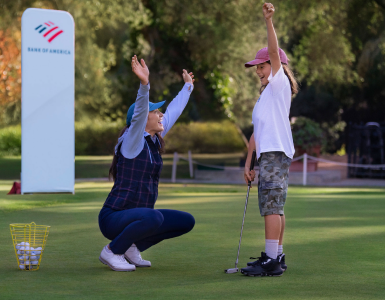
[245, 47, 289, 68]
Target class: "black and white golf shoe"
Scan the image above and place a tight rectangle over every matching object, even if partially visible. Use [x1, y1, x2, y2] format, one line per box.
[247, 252, 287, 272]
[277, 253, 287, 271]
[241, 252, 283, 277]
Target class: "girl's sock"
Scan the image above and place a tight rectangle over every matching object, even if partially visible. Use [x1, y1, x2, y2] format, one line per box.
[265, 239, 279, 259]
[277, 245, 283, 256]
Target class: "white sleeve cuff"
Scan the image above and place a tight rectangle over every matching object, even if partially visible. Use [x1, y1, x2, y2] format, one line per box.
[183, 83, 194, 93]
[138, 82, 150, 95]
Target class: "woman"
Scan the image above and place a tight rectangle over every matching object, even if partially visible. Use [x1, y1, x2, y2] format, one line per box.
[240, 3, 299, 277]
[98, 55, 195, 272]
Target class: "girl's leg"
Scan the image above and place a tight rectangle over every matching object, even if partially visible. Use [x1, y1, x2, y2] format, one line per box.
[258, 152, 291, 259]
[264, 214, 281, 259]
[99, 207, 164, 254]
[279, 214, 285, 247]
[135, 209, 195, 252]
[265, 214, 281, 240]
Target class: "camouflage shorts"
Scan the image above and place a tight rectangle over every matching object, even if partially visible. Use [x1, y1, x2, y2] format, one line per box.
[258, 151, 292, 216]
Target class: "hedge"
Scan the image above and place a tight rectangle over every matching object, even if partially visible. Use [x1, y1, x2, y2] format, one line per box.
[0, 120, 246, 156]
[75, 121, 124, 155]
[164, 121, 245, 153]
[0, 126, 21, 156]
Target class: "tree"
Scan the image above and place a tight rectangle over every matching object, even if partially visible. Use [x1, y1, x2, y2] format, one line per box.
[1, 0, 384, 154]
[0, 29, 21, 125]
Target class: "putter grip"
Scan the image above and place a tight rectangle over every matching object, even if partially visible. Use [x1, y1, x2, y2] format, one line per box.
[250, 150, 256, 171]
[247, 150, 256, 186]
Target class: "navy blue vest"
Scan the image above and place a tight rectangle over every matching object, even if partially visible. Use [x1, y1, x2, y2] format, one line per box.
[104, 136, 163, 210]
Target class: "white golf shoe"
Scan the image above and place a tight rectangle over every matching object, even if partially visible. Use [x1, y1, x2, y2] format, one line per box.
[124, 244, 151, 267]
[99, 246, 136, 272]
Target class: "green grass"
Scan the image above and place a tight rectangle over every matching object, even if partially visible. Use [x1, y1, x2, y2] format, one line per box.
[0, 182, 384, 299]
[0, 153, 245, 180]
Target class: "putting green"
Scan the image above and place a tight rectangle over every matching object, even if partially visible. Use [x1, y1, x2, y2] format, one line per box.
[0, 182, 384, 299]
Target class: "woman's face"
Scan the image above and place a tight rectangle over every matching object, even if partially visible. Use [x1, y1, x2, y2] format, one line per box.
[145, 109, 164, 135]
[255, 62, 271, 86]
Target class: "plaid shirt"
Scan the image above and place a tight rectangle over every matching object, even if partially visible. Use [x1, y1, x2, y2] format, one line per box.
[104, 136, 163, 210]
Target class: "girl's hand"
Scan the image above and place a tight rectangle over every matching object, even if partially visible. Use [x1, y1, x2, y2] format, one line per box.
[182, 69, 195, 85]
[263, 2, 275, 20]
[131, 55, 149, 85]
[244, 169, 256, 186]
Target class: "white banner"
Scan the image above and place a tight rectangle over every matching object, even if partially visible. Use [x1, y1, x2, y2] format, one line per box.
[21, 8, 75, 194]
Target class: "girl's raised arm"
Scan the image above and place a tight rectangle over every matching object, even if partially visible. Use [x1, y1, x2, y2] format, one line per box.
[263, 3, 280, 76]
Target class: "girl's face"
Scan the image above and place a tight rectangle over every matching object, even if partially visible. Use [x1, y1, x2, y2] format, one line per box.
[256, 62, 271, 86]
[145, 109, 164, 135]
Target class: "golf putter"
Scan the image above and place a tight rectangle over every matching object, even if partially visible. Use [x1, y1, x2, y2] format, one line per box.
[225, 150, 256, 274]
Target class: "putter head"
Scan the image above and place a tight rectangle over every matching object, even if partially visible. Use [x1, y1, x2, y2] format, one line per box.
[224, 268, 239, 274]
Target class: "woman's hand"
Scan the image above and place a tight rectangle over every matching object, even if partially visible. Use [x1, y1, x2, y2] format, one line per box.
[244, 169, 256, 186]
[263, 2, 275, 20]
[131, 55, 149, 85]
[182, 69, 195, 85]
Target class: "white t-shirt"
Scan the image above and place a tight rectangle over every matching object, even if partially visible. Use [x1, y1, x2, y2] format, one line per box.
[252, 65, 295, 160]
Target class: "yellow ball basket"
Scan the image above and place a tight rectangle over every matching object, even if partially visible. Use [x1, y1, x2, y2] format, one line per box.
[10, 222, 50, 271]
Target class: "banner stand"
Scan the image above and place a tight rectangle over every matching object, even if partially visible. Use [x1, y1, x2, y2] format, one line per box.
[21, 8, 75, 194]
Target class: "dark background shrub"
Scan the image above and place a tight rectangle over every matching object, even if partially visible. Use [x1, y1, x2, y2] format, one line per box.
[291, 117, 324, 151]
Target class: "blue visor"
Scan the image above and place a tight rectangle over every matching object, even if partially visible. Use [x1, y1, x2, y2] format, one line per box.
[126, 101, 166, 125]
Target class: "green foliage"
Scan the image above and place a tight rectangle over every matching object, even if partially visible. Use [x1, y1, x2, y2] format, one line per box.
[165, 121, 245, 153]
[75, 120, 247, 155]
[291, 117, 323, 151]
[0, 121, 244, 156]
[0, 126, 21, 156]
[2, 0, 385, 154]
[75, 120, 124, 155]
[321, 121, 346, 153]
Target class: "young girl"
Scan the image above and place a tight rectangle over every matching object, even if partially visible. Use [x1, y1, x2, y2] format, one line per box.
[98, 55, 195, 272]
[241, 2, 298, 277]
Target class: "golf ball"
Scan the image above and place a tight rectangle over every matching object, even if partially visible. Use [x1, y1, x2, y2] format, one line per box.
[34, 247, 42, 255]
[16, 243, 22, 250]
[19, 254, 29, 260]
[31, 260, 39, 265]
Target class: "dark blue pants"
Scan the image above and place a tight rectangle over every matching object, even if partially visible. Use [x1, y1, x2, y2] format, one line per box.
[99, 207, 195, 254]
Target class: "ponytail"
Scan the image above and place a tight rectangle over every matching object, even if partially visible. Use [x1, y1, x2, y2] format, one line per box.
[282, 63, 299, 96]
[109, 125, 128, 181]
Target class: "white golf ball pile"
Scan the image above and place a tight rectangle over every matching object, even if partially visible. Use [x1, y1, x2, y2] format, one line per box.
[15, 242, 42, 269]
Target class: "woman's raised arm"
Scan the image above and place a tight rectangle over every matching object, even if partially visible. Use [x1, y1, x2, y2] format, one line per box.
[263, 3, 280, 77]
[121, 56, 150, 158]
[161, 70, 195, 138]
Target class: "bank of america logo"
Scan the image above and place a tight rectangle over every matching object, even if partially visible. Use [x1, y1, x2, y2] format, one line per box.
[35, 21, 63, 43]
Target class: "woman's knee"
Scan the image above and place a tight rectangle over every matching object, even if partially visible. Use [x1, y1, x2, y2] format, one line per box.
[143, 209, 164, 230]
[183, 213, 195, 232]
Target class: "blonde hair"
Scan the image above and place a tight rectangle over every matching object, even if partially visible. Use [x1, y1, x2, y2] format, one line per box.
[260, 62, 299, 96]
